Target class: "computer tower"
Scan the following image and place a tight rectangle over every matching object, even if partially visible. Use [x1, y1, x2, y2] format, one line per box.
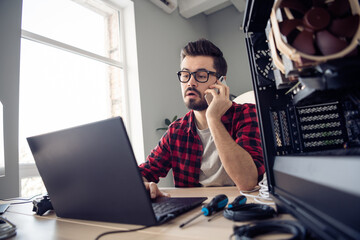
[243, 0, 360, 239]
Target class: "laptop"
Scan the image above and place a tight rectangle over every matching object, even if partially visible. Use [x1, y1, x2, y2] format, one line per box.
[27, 117, 207, 226]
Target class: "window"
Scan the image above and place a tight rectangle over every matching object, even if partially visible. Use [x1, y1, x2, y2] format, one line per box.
[19, 0, 128, 196]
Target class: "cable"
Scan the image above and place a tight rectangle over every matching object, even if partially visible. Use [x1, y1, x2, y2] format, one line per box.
[94, 213, 174, 239]
[0, 193, 42, 205]
[0, 193, 42, 201]
[94, 225, 153, 240]
[240, 176, 275, 205]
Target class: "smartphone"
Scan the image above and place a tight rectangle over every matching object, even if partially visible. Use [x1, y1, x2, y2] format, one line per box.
[205, 76, 227, 105]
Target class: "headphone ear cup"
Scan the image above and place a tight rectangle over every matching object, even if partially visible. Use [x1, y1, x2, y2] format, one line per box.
[223, 208, 237, 221]
[233, 220, 307, 239]
[223, 203, 276, 222]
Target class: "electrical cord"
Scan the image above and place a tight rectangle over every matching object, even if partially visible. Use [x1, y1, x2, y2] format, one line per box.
[0, 193, 42, 205]
[230, 220, 306, 240]
[94, 214, 173, 240]
[2, 193, 157, 240]
[240, 176, 275, 205]
[94, 225, 153, 240]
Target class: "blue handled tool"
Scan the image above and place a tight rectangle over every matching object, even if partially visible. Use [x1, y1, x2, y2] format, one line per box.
[179, 194, 228, 228]
[207, 195, 247, 222]
[228, 195, 247, 209]
[201, 194, 228, 216]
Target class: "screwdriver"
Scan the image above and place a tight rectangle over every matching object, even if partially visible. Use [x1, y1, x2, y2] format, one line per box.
[228, 195, 247, 209]
[207, 195, 247, 222]
[179, 194, 228, 228]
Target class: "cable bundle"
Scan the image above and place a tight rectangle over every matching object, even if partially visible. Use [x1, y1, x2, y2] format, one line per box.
[240, 175, 274, 205]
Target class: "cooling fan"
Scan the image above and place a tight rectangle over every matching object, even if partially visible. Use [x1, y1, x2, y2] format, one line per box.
[268, 0, 360, 73]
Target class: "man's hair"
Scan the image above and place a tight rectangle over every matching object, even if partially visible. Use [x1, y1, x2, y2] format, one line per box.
[181, 38, 227, 77]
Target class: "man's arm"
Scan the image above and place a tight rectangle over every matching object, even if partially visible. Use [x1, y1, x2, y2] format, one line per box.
[139, 132, 172, 183]
[139, 130, 173, 199]
[205, 81, 259, 191]
[208, 118, 258, 190]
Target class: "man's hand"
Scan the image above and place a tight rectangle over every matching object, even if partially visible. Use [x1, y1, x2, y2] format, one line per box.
[143, 178, 170, 199]
[204, 79, 232, 121]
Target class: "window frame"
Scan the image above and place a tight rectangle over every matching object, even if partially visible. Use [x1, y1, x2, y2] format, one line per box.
[18, 0, 144, 193]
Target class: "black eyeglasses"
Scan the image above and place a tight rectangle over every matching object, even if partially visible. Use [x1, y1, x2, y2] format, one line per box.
[177, 70, 221, 83]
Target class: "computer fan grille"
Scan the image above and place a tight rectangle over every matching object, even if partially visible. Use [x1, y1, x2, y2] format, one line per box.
[270, 102, 350, 154]
[297, 102, 347, 150]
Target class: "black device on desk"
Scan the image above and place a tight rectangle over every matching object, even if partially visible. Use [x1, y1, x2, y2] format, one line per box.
[32, 195, 53, 216]
[27, 117, 207, 225]
[0, 216, 16, 239]
[243, 0, 360, 239]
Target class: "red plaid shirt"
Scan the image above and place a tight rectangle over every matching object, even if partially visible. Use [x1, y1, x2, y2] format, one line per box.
[139, 102, 264, 187]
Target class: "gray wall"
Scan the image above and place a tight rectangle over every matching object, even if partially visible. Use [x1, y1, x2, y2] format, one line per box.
[0, 0, 22, 198]
[132, 1, 252, 186]
[207, 6, 253, 97]
[132, 0, 208, 156]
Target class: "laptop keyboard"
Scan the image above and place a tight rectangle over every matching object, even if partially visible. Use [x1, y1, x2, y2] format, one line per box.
[151, 196, 207, 223]
[152, 197, 190, 216]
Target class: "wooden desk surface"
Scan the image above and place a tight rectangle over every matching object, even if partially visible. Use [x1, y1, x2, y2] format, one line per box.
[3, 187, 292, 240]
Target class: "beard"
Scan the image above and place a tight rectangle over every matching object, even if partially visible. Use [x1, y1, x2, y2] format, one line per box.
[186, 98, 208, 111]
[184, 87, 208, 111]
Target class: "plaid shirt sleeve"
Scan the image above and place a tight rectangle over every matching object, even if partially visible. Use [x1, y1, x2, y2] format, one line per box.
[232, 103, 265, 178]
[138, 130, 173, 183]
[138, 113, 203, 187]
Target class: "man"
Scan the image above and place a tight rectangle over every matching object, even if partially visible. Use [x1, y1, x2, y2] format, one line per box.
[139, 39, 264, 198]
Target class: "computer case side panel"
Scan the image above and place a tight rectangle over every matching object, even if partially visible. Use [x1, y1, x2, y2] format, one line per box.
[273, 155, 360, 239]
[245, 33, 276, 190]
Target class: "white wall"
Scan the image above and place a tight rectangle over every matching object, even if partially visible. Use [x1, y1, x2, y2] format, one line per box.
[132, 1, 252, 186]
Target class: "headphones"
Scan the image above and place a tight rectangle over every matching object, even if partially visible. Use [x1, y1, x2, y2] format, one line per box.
[232, 220, 307, 240]
[223, 203, 276, 221]
[224, 195, 306, 239]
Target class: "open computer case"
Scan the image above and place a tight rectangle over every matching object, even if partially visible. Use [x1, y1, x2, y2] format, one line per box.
[243, 0, 360, 239]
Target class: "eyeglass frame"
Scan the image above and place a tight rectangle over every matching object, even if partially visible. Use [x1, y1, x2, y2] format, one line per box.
[176, 70, 222, 83]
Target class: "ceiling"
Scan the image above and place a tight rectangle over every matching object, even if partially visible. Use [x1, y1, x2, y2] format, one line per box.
[150, 0, 247, 18]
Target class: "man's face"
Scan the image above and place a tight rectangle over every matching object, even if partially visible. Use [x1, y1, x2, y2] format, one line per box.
[180, 56, 218, 111]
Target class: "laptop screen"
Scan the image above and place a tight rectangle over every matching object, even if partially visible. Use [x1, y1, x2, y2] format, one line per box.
[27, 117, 159, 225]
[27, 117, 206, 225]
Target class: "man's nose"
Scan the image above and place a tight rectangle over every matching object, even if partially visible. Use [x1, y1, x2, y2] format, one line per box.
[187, 73, 197, 87]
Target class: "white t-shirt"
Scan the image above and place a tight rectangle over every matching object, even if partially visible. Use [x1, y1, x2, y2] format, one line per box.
[197, 127, 235, 187]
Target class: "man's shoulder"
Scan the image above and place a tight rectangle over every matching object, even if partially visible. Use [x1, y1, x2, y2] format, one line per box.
[168, 111, 192, 130]
[231, 102, 257, 113]
[223, 102, 258, 125]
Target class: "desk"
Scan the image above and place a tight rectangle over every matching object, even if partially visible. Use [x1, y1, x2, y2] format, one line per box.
[3, 187, 293, 240]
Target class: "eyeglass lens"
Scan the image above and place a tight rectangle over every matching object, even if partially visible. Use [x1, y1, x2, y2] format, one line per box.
[178, 71, 209, 83]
